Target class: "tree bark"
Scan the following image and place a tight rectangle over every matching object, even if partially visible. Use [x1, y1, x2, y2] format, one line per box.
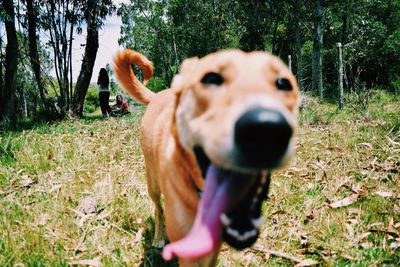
[47, 1, 71, 116]
[337, 42, 344, 109]
[294, 0, 304, 91]
[0, 33, 3, 100]
[1, 0, 18, 128]
[72, 0, 99, 117]
[312, 0, 324, 100]
[26, 0, 60, 119]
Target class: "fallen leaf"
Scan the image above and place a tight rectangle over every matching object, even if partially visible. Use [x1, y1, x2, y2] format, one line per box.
[360, 242, 373, 249]
[346, 216, 359, 225]
[330, 194, 359, 208]
[97, 209, 112, 221]
[387, 218, 400, 236]
[20, 175, 34, 187]
[294, 259, 319, 267]
[49, 184, 62, 193]
[375, 191, 400, 198]
[354, 232, 371, 244]
[347, 208, 361, 215]
[70, 257, 102, 267]
[312, 160, 330, 171]
[390, 242, 400, 250]
[345, 223, 355, 239]
[132, 226, 145, 243]
[37, 214, 50, 226]
[77, 197, 98, 215]
[351, 184, 368, 196]
[394, 204, 400, 213]
[333, 176, 352, 194]
[358, 142, 372, 148]
[387, 136, 400, 146]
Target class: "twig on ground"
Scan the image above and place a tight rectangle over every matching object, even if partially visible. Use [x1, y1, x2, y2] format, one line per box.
[251, 245, 304, 263]
[250, 245, 319, 266]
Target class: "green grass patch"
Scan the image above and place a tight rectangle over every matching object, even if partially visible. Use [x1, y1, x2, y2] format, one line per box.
[0, 92, 399, 266]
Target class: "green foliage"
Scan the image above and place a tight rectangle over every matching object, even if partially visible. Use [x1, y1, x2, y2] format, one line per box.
[147, 76, 166, 92]
[389, 76, 400, 95]
[84, 86, 99, 114]
[119, 0, 400, 97]
[0, 133, 21, 165]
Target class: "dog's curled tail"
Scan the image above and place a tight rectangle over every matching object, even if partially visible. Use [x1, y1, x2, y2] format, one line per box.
[113, 49, 155, 105]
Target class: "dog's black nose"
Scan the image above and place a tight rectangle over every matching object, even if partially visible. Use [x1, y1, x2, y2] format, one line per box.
[234, 107, 292, 169]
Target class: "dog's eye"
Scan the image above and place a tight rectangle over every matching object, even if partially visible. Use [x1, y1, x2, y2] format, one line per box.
[276, 78, 292, 91]
[201, 72, 224, 87]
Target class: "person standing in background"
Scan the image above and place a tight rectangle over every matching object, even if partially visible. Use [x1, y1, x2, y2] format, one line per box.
[97, 68, 112, 117]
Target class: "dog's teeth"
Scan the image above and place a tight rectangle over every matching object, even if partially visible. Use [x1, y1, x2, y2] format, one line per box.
[251, 216, 264, 228]
[220, 213, 231, 226]
[226, 227, 257, 242]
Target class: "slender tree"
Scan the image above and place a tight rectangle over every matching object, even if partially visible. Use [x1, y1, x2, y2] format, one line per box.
[43, 0, 78, 116]
[312, 0, 325, 100]
[72, 0, 99, 117]
[293, 0, 304, 91]
[25, 0, 60, 118]
[72, 0, 115, 118]
[1, 0, 18, 128]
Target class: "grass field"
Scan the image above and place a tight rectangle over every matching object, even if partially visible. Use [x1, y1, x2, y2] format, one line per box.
[0, 91, 399, 266]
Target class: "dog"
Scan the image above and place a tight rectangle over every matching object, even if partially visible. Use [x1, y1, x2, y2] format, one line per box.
[114, 49, 300, 266]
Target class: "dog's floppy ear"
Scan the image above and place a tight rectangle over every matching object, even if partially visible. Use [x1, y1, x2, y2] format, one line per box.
[171, 57, 199, 90]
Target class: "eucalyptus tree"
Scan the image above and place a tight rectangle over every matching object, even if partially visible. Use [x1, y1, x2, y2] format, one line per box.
[72, 0, 116, 118]
[25, 0, 114, 118]
[0, 0, 18, 128]
[312, 0, 325, 100]
[25, 0, 60, 119]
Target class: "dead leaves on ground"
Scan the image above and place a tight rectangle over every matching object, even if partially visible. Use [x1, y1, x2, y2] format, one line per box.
[329, 193, 360, 208]
[251, 245, 319, 266]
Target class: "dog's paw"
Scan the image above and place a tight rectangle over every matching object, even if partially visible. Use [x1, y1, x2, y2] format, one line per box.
[152, 240, 165, 249]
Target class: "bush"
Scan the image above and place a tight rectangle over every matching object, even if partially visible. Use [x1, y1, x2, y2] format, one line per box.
[389, 77, 400, 95]
[84, 86, 99, 113]
[146, 76, 166, 93]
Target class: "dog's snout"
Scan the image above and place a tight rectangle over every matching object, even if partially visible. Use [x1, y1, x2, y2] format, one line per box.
[234, 108, 292, 169]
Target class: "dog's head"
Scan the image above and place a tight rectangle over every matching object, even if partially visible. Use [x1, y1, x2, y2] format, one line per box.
[164, 50, 299, 260]
[174, 50, 299, 172]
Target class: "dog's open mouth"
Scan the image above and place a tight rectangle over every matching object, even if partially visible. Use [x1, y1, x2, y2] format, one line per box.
[162, 146, 271, 260]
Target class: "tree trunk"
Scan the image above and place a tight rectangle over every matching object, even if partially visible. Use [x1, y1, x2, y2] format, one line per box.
[26, 0, 60, 119]
[337, 42, 344, 109]
[47, 1, 70, 117]
[72, 0, 99, 118]
[312, 0, 324, 100]
[1, 0, 18, 129]
[0, 33, 3, 100]
[294, 0, 304, 91]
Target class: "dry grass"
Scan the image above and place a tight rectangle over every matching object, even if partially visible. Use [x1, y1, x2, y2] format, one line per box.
[1, 91, 399, 266]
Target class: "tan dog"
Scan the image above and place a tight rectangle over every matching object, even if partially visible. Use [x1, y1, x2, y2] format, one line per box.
[114, 49, 299, 266]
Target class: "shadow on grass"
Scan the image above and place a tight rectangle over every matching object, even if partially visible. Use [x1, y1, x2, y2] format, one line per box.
[81, 113, 106, 123]
[140, 216, 178, 267]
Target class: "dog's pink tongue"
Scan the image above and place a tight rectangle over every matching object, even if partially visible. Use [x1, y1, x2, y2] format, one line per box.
[162, 165, 253, 260]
